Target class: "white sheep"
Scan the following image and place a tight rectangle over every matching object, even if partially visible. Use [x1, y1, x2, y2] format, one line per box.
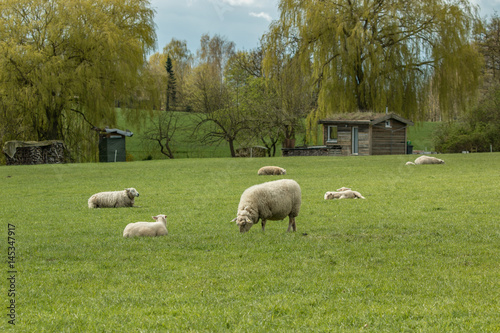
[88, 188, 139, 208]
[324, 190, 366, 200]
[414, 155, 445, 165]
[232, 179, 301, 233]
[123, 215, 168, 238]
[257, 166, 286, 176]
[406, 155, 445, 165]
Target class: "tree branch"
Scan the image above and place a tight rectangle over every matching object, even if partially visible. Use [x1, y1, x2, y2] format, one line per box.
[70, 108, 97, 129]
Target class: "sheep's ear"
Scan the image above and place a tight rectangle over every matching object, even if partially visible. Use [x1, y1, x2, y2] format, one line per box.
[152, 216, 158, 220]
[231, 217, 237, 222]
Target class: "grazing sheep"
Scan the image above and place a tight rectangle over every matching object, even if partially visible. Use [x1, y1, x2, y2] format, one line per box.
[257, 166, 286, 176]
[88, 188, 139, 208]
[123, 215, 168, 238]
[232, 179, 301, 233]
[324, 190, 365, 200]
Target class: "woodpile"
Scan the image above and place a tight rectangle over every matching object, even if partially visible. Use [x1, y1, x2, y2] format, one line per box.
[236, 146, 268, 158]
[3, 141, 70, 165]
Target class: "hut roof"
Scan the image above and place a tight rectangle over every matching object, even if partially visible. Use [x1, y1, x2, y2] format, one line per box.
[319, 112, 414, 126]
[95, 127, 134, 137]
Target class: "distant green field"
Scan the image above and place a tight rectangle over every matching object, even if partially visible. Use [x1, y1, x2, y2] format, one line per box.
[1, 153, 499, 331]
[407, 122, 441, 151]
[116, 109, 441, 160]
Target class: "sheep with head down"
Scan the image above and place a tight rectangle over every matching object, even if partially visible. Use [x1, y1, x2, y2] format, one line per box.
[257, 166, 286, 175]
[232, 179, 301, 233]
[88, 188, 139, 208]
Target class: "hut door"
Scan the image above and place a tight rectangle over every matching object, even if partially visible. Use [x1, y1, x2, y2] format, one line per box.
[352, 127, 359, 155]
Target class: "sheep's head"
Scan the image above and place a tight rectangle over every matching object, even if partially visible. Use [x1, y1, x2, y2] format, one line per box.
[126, 188, 140, 198]
[336, 187, 350, 192]
[153, 214, 167, 222]
[324, 192, 338, 200]
[232, 210, 254, 233]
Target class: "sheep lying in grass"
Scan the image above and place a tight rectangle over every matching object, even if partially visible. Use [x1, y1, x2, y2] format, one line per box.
[257, 166, 286, 175]
[123, 215, 168, 238]
[232, 179, 301, 233]
[406, 155, 445, 165]
[88, 188, 139, 208]
[324, 190, 366, 200]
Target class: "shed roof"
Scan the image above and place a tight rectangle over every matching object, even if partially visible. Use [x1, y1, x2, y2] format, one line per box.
[97, 127, 134, 137]
[319, 112, 414, 126]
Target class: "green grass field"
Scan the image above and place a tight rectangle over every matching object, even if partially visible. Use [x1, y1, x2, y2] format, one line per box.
[1, 153, 499, 332]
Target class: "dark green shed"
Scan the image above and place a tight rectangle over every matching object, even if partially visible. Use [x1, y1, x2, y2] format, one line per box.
[97, 128, 133, 162]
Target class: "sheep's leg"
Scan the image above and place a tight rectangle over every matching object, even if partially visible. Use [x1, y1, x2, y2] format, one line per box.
[287, 216, 296, 232]
[261, 219, 266, 231]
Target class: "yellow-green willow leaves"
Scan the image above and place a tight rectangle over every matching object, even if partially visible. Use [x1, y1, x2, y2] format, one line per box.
[264, 0, 483, 123]
[0, 0, 156, 161]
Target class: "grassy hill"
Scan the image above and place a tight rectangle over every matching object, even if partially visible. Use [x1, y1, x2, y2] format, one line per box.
[115, 109, 232, 161]
[407, 122, 441, 151]
[1, 153, 499, 331]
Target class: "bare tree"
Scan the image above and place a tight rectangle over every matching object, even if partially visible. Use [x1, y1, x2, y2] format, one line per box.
[142, 111, 179, 159]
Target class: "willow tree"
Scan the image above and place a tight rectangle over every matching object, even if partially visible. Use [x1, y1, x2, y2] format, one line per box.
[0, 0, 156, 161]
[264, 0, 483, 123]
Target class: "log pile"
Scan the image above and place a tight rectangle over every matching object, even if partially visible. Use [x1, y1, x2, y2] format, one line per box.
[3, 141, 69, 165]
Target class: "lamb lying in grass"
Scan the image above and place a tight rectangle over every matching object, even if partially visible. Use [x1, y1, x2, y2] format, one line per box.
[406, 155, 445, 165]
[257, 166, 286, 175]
[324, 189, 366, 200]
[88, 188, 139, 208]
[123, 215, 168, 238]
[232, 179, 301, 233]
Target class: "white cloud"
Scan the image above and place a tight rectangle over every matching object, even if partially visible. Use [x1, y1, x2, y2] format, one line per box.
[249, 11, 272, 22]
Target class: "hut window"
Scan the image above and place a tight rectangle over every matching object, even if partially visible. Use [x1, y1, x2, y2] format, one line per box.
[385, 120, 391, 128]
[327, 126, 338, 143]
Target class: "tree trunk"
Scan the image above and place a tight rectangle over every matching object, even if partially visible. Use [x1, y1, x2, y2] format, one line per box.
[43, 108, 61, 140]
[229, 139, 236, 157]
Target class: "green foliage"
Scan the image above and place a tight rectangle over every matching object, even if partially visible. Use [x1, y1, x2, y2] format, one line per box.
[434, 86, 500, 153]
[0, 0, 156, 161]
[265, 0, 482, 120]
[1, 154, 499, 331]
[165, 56, 177, 111]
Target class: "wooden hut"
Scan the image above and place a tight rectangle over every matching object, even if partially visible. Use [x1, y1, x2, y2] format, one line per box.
[318, 112, 414, 156]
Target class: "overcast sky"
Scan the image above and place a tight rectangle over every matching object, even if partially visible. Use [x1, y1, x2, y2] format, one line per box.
[149, 0, 500, 56]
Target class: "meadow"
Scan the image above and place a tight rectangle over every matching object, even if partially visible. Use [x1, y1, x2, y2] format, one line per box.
[1, 153, 499, 332]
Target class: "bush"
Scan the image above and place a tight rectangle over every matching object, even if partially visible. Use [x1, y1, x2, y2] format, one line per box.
[434, 86, 500, 153]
